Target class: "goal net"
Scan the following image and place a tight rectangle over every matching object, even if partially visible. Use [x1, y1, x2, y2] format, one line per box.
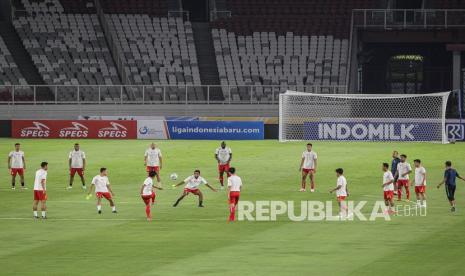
[279, 91, 451, 143]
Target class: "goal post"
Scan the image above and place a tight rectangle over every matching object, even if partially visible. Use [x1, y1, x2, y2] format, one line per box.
[279, 91, 451, 143]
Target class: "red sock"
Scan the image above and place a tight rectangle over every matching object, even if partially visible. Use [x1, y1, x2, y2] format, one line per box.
[405, 186, 410, 200]
[397, 188, 402, 200]
[219, 176, 224, 186]
[311, 182, 315, 190]
[145, 205, 151, 218]
[229, 206, 235, 221]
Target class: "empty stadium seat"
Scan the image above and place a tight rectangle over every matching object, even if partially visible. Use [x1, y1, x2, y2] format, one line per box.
[212, 30, 349, 100]
[107, 14, 201, 101]
[208, 0, 375, 99]
[13, 0, 124, 102]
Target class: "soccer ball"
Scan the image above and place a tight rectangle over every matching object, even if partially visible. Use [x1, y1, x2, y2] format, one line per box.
[170, 173, 178, 181]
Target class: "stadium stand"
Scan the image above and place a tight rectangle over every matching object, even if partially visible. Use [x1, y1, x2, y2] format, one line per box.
[7, 0, 462, 104]
[212, 0, 378, 36]
[209, 0, 374, 99]
[12, 0, 123, 102]
[107, 14, 202, 101]
[6, 0, 206, 102]
[14, 14, 119, 86]
[212, 31, 348, 96]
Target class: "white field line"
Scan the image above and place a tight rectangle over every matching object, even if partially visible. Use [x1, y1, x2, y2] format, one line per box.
[0, 217, 223, 221]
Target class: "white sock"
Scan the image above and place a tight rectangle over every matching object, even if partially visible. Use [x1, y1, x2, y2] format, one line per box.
[33, 211, 38, 217]
[97, 205, 102, 211]
[417, 200, 421, 206]
[41, 211, 46, 217]
[112, 206, 116, 211]
[423, 200, 427, 207]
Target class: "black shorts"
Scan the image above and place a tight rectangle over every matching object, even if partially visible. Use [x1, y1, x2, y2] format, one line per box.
[445, 184, 456, 201]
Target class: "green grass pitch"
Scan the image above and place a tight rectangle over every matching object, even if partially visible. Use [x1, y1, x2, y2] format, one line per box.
[1, 138, 465, 275]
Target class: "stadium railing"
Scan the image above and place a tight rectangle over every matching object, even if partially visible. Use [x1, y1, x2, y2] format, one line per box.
[0, 84, 347, 105]
[352, 9, 465, 29]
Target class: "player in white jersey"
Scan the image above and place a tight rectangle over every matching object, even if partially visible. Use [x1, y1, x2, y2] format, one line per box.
[413, 159, 427, 207]
[140, 171, 163, 221]
[68, 143, 86, 190]
[172, 169, 217, 207]
[144, 143, 163, 184]
[381, 163, 395, 214]
[227, 167, 242, 222]
[299, 143, 318, 192]
[33, 162, 48, 219]
[8, 143, 26, 190]
[329, 168, 349, 219]
[87, 168, 117, 214]
[395, 154, 412, 201]
[215, 141, 232, 189]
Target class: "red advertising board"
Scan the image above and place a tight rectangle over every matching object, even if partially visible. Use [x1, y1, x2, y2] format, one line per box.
[12, 120, 137, 139]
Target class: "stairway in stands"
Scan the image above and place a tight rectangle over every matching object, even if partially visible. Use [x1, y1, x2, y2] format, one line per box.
[0, 23, 44, 85]
[0, 22, 52, 100]
[191, 22, 223, 100]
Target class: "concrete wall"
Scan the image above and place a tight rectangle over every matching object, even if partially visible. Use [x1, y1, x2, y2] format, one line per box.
[0, 104, 279, 119]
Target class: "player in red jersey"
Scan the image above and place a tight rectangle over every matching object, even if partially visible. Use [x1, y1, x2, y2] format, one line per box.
[227, 167, 242, 222]
[215, 141, 232, 189]
[8, 143, 26, 190]
[33, 162, 48, 219]
[140, 171, 163, 221]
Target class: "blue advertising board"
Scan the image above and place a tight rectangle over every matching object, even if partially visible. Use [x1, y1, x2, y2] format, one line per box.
[304, 121, 441, 141]
[166, 121, 264, 140]
[446, 122, 465, 141]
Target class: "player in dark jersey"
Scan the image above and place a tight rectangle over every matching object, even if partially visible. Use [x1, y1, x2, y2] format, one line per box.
[391, 151, 400, 195]
[437, 161, 465, 212]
